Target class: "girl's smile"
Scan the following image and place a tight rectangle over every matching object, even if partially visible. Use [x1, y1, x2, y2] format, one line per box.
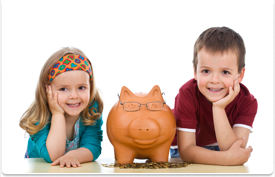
[66, 103, 81, 108]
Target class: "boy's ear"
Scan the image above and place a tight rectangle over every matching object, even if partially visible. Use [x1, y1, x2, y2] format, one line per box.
[238, 68, 245, 83]
[193, 65, 197, 80]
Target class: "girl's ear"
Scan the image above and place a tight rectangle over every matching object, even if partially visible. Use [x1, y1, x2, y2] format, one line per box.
[238, 68, 245, 83]
[120, 86, 134, 102]
[147, 85, 163, 101]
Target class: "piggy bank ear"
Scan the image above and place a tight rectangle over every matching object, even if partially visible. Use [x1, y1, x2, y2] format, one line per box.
[148, 85, 164, 101]
[120, 86, 134, 102]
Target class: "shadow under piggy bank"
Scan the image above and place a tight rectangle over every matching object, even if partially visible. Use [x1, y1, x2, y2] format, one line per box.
[107, 85, 176, 164]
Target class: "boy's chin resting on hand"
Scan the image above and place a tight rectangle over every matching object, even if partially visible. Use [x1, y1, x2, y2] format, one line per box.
[212, 80, 241, 110]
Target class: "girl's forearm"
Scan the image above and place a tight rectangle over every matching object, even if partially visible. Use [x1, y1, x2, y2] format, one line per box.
[46, 113, 66, 161]
[74, 148, 94, 163]
[212, 106, 238, 151]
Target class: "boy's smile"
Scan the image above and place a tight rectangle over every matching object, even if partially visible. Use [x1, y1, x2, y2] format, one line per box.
[194, 48, 244, 103]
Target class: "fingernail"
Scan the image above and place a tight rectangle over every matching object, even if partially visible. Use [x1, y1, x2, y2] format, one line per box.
[242, 137, 245, 139]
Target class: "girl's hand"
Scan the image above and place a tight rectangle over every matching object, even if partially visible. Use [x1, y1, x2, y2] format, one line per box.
[225, 137, 253, 165]
[51, 150, 81, 168]
[46, 85, 64, 115]
[213, 79, 240, 109]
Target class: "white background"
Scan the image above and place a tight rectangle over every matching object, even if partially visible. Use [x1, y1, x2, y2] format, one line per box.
[2, 0, 274, 176]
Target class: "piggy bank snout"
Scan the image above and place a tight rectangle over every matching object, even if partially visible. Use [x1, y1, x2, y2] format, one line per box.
[128, 118, 160, 140]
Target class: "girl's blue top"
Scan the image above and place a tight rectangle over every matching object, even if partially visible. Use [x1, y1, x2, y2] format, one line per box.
[25, 101, 103, 163]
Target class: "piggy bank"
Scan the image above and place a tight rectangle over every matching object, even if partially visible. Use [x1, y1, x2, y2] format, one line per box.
[107, 85, 176, 164]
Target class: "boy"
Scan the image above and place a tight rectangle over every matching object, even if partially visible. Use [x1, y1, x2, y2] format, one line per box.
[170, 27, 257, 166]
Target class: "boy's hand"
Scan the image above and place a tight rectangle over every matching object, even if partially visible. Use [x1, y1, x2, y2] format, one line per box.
[46, 85, 64, 116]
[213, 79, 240, 109]
[225, 137, 253, 165]
[51, 150, 81, 168]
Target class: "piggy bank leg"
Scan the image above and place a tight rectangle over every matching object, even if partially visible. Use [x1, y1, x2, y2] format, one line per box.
[113, 144, 136, 164]
[148, 146, 170, 162]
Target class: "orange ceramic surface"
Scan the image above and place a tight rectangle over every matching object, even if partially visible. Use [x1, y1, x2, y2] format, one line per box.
[107, 85, 176, 164]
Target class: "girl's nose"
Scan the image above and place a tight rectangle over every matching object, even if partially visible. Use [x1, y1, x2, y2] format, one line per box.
[69, 90, 79, 99]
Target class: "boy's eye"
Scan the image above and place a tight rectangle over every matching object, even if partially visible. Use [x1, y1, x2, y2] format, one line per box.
[60, 88, 67, 91]
[222, 71, 230, 75]
[202, 70, 209, 73]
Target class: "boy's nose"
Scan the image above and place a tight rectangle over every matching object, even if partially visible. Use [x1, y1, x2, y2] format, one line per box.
[210, 73, 220, 83]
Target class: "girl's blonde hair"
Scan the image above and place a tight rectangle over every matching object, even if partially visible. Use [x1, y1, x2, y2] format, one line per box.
[19, 47, 103, 135]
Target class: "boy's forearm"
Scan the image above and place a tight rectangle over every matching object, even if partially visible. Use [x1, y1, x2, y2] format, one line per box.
[74, 148, 94, 163]
[212, 106, 238, 150]
[46, 114, 66, 161]
[180, 145, 229, 166]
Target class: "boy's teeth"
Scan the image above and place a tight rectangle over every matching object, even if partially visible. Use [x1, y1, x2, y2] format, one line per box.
[210, 88, 222, 91]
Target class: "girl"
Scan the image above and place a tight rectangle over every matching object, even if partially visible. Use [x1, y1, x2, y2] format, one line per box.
[19, 47, 103, 168]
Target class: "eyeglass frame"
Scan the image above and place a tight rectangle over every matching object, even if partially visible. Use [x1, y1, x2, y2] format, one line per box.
[117, 92, 166, 112]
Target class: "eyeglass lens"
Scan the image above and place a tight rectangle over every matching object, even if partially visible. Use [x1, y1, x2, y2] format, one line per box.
[147, 102, 163, 110]
[123, 102, 140, 111]
[123, 102, 163, 111]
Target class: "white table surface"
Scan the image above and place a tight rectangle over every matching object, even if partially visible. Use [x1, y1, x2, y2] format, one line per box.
[3, 157, 268, 174]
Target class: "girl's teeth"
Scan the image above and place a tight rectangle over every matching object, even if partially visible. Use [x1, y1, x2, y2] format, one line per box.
[69, 103, 80, 106]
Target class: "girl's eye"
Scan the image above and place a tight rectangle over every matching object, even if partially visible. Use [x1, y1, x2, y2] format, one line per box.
[222, 71, 230, 75]
[79, 86, 85, 90]
[60, 88, 67, 91]
[202, 70, 209, 74]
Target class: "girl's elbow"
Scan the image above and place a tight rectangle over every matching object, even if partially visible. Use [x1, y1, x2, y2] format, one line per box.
[40, 152, 53, 163]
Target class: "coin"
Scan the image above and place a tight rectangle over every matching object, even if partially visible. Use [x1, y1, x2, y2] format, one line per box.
[102, 161, 191, 169]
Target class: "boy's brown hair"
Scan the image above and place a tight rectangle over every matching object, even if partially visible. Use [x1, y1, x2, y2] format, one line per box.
[193, 26, 246, 73]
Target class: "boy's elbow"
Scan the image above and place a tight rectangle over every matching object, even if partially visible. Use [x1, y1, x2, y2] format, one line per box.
[178, 146, 194, 163]
[177, 130, 197, 162]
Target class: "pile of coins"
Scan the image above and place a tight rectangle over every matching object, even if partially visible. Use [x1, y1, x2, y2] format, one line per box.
[102, 161, 190, 169]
